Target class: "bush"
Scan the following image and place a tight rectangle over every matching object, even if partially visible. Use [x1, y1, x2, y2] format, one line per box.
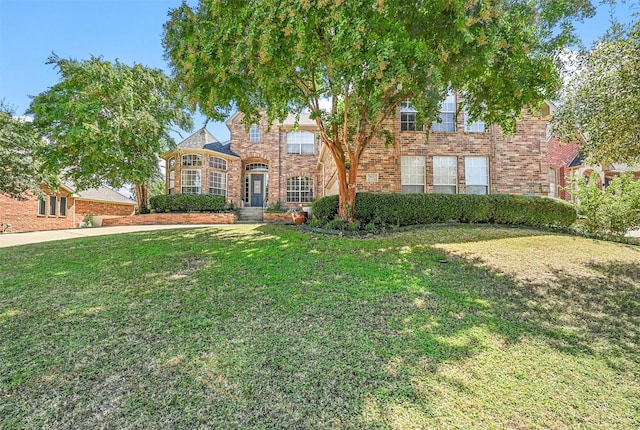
[149, 194, 226, 213]
[314, 192, 576, 229]
[569, 172, 640, 235]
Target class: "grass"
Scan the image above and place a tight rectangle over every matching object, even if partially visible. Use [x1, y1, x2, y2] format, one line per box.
[1, 224, 639, 429]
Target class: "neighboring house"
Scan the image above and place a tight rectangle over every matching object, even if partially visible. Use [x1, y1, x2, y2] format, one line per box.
[0, 183, 136, 233]
[164, 94, 556, 209]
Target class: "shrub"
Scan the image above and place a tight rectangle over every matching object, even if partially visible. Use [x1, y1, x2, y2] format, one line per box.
[314, 192, 576, 229]
[149, 194, 226, 213]
[569, 172, 640, 235]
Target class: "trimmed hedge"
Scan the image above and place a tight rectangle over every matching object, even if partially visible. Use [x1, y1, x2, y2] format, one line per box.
[312, 193, 577, 228]
[149, 194, 226, 213]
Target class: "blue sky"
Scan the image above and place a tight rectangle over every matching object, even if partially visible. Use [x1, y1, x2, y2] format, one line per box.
[1, 0, 637, 144]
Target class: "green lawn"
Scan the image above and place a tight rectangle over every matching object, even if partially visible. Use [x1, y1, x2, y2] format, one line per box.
[1, 225, 639, 429]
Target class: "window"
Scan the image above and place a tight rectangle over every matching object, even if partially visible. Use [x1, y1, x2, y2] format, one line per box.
[209, 156, 227, 170]
[49, 196, 57, 216]
[182, 154, 202, 166]
[464, 108, 485, 132]
[401, 156, 425, 193]
[168, 157, 176, 169]
[286, 176, 314, 202]
[287, 131, 314, 154]
[432, 91, 456, 132]
[548, 169, 557, 197]
[209, 172, 227, 196]
[250, 124, 260, 142]
[181, 170, 201, 194]
[59, 197, 67, 217]
[168, 171, 175, 194]
[433, 156, 457, 194]
[400, 100, 423, 131]
[246, 163, 268, 171]
[38, 198, 46, 216]
[465, 157, 489, 194]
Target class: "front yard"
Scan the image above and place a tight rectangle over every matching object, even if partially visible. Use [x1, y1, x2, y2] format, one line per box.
[1, 225, 638, 428]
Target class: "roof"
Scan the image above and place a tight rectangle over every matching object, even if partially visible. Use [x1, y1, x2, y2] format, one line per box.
[226, 111, 316, 128]
[63, 181, 137, 205]
[175, 128, 239, 158]
[568, 153, 585, 168]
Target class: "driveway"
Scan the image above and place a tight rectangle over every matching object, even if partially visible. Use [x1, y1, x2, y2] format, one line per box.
[0, 225, 219, 248]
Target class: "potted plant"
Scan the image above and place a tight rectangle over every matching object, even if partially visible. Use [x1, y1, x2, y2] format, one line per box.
[291, 206, 307, 225]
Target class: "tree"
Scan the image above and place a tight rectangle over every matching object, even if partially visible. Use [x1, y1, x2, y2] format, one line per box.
[0, 102, 50, 199]
[164, 0, 593, 220]
[29, 55, 193, 212]
[554, 20, 640, 164]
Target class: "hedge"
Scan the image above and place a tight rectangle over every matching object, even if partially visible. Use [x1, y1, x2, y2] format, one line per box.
[149, 194, 226, 213]
[312, 193, 577, 228]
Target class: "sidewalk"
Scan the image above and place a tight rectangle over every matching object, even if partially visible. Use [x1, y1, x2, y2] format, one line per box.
[0, 225, 217, 248]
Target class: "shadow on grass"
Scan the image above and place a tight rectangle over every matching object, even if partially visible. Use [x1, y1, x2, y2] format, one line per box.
[0, 224, 638, 428]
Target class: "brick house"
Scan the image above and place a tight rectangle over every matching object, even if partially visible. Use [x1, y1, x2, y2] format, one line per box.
[163, 94, 557, 210]
[0, 183, 136, 233]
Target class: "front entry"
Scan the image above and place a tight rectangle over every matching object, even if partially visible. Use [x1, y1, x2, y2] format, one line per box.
[250, 174, 265, 207]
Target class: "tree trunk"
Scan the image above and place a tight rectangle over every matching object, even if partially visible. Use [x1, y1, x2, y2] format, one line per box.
[336, 156, 359, 221]
[134, 183, 149, 213]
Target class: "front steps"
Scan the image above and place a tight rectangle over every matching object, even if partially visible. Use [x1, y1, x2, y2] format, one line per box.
[237, 207, 264, 223]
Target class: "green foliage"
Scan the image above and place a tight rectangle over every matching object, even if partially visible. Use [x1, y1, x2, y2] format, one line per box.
[149, 194, 226, 213]
[554, 21, 640, 164]
[0, 103, 52, 199]
[265, 201, 285, 213]
[164, 0, 593, 219]
[569, 172, 640, 235]
[313, 193, 576, 228]
[29, 55, 193, 211]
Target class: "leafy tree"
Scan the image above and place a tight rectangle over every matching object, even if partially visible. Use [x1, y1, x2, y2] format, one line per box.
[554, 20, 640, 164]
[164, 0, 592, 220]
[0, 102, 50, 199]
[29, 55, 193, 212]
[568, 172, 640, 235]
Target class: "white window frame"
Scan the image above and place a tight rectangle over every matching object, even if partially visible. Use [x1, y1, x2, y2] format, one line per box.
[287, 131, 314, 155]
[464, 107, 485, 133]
[465, 157, 489, 194]
[209, 156, 227, 170]
[168, 171, 175, 194]
[401, 156, 425, 194]
[249, 124, 260, 142]
[286, 176, 314, 202]
[182, 154, 202, 166]
[181, 169, 201, 194]
[38, 197, 46, 216]
[432, 91, 456, 132]
[400, 100, 424, 132]
[208, 171, 227, 197]
[432, 156, 458, 194]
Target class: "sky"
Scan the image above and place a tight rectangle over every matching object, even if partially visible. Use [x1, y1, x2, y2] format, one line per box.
[1, 0, 638, 144]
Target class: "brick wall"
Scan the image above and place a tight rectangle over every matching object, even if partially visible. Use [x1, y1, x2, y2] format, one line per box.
[76, 200, 136, 219]
[102, 212, 237, 226]
[0, 186, 76, 233]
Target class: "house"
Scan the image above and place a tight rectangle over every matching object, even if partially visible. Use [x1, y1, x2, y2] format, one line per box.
[163, 94, 556, 211]
[0, 183, 137, 233]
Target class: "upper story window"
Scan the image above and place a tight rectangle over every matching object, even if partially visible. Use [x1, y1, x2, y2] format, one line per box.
[182, 154, 202, 166]
[287, 131, 314, 155]
[168, 157, 176, 169]
[209, 156, 227, 170]
[400, 100, 423, 131]
[464, 107, 485, 133]
[249, 124, 260, 142]
[432, 91, 456, 132]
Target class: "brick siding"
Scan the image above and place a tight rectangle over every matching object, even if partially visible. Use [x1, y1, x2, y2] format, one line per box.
[0, 186, 76, 233]
[75, 200, 135, 218]
[102, 212, 237, 226]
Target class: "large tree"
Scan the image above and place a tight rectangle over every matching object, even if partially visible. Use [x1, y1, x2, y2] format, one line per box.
[164, 0, 592, 220]
[554, 19, 640, 164]
[29, 55, 193, 212]
[0, 103, 49, 199]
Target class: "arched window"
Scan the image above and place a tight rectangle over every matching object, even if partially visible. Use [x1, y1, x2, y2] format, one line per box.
[209, 156, 227, 170]
[182, 154, 202, 166]
[287, 131, 314, 155]
[286, 176, 313, 202]
[246, 163, 268, 171]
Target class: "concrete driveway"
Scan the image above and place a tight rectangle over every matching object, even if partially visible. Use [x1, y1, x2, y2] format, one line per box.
[0, 225, 217, 248]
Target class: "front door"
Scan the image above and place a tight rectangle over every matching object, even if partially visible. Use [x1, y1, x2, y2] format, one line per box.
[250, 174, 264, 207]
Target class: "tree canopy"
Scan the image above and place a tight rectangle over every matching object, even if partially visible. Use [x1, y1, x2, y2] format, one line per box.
[29, 55, 193, 211]
[164, 0, 593, 219]
[554, 20, 640, 164]
[0, 103, 50, 199]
